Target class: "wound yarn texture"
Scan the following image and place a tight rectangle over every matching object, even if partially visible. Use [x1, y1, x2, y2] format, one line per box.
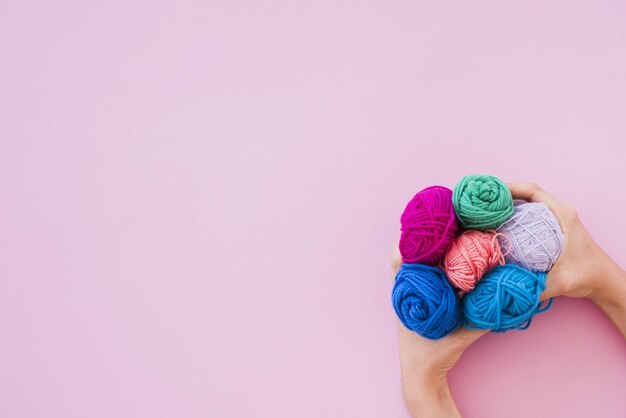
[399, 186, 458, 265]
[392, 263, 462, 339]
[452, 174, 514, 230]
[463, 264, 552, 332]
[497, 201, 564, 272]
[441, 230, 505, 294]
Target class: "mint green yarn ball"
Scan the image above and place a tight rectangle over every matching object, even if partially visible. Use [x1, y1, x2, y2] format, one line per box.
[452, 174, 514, 230]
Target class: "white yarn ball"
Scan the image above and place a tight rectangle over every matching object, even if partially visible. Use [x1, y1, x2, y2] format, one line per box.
[496, 201, 564, 272]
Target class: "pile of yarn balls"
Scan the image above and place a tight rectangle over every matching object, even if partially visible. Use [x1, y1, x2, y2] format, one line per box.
[393, 174, 564, 339]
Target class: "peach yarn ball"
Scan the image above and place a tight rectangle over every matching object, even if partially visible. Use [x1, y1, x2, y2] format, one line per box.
[441, 230, 506, 294]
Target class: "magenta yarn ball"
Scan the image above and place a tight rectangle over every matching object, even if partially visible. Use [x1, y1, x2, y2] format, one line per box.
[399, 186, 459, 265]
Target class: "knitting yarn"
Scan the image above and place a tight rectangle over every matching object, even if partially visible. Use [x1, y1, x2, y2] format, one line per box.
[497, 201, 564, 272]
[452, 174, 514, 230]
[399, 186, 459, 265]
[441, 230, 505, 294]
[392, 263, 462, 339]
[463, 264, 552, 332]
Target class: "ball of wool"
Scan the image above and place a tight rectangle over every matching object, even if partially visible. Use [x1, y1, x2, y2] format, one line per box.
[497, 201, 564, 272]
[392, 263, 462, 339]
[452, 174, 514, 230]
[463, 264, 553, 332]
[441, 230, 505, 294]
[399, 186, 459, 265]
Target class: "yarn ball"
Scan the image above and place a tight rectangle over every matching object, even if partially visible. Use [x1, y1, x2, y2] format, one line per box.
[392, 263, 462, 339]
[441, 230, 505, 294]
[463, 264, 553, 332]
[497, 201, 564, 272]
[399, 186, 459, 265]
[452, 174, 514, 230]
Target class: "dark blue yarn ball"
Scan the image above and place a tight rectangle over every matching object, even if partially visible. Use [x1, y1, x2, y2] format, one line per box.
[392, 264, 463, 339]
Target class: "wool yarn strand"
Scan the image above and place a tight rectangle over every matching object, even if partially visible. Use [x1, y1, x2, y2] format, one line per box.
[497, 201, 564, 272]
[463, 264, 553, 332]
[399, 186, 459, 265]
[392, 263, 462, 339]
[441, 230, 506, 294]
[453, 174, 514, 230]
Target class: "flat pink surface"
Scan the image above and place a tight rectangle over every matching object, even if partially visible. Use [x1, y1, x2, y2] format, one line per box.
[2, 1, 626, 417]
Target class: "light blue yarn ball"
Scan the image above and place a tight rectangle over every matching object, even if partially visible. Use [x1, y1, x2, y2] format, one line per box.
[392, 264, 462, 340]
[463, 264, 552, 332]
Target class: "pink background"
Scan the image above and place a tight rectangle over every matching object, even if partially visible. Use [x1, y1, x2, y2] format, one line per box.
[2, 0, 626, 417]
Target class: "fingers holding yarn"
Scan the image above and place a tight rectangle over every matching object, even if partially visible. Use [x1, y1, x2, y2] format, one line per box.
[392, 264, 463, 340]
[507, 182, 552, 204]
[394, 176, 562, 339]
[390, 240, 403, 275]
[507, 183, 568, 221]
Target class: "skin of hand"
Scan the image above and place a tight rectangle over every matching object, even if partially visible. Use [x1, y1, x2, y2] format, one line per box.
[394, 182, 626, 417]
[508, 182, 626, 336]
[391, 246, 487, 418]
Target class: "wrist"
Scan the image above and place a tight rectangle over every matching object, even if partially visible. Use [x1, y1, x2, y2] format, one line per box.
[403, 374, 458, 418]
[590, 261, 626, 311]
[402, 365, 447, 400]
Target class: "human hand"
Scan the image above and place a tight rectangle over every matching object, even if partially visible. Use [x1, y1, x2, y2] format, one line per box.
[391, 245, 487, 417]
[507, 182, 621, 300]
[392, 183, 626, 418]
[508, 182, 626, 335]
